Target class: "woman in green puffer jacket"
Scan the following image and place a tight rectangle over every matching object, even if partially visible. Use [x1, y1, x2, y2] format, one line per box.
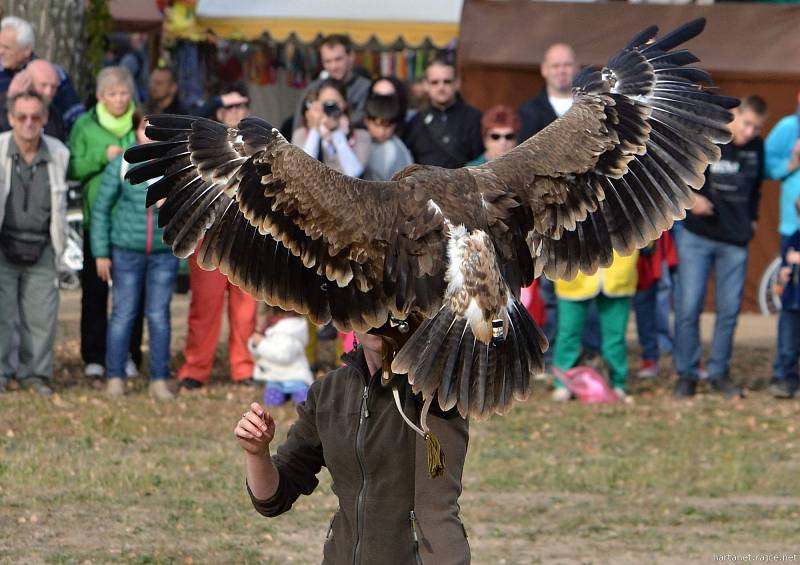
[69, 66, 141, 381]
[90, 108, 178, 401]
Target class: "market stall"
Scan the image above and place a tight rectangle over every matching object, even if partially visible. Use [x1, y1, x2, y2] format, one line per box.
[164, 0, 463, 124]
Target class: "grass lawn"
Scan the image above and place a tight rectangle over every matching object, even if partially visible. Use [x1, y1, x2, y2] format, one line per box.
[1, 293, 799, 564]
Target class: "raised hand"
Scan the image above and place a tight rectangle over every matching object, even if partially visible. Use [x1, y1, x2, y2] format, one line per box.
[234, 402, 276, 457]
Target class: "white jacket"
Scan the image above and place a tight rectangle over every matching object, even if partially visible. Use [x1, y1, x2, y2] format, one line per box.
[0, 131, 70, 267]
[248, 317, 313, 385]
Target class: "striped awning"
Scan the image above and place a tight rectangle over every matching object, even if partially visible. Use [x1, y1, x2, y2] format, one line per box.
[168, 0, 463, 47]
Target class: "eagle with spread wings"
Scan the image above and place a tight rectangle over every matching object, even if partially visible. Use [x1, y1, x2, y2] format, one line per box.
[125, 19, 736, 420]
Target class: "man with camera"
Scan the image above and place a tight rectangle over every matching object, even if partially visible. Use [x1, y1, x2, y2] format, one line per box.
[291, 35, 371, 132]
[0, 89, 70, 395]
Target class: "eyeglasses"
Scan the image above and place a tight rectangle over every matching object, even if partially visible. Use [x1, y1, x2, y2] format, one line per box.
[14, 113, 43, 123]
[488, 132, 516, 141]
[427, 79, 454, 86]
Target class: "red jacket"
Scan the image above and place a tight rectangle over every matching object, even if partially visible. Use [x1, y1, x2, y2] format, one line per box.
[636, 232, 678, 290]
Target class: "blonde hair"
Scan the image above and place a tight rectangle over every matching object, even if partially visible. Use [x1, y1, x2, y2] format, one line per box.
[95, 66, 135, 98]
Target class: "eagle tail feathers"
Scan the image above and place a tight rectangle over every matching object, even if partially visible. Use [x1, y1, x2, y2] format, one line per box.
[392, 297, 546, 419]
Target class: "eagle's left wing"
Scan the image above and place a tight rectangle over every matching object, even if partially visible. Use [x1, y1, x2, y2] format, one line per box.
[479, 18, 737, 282]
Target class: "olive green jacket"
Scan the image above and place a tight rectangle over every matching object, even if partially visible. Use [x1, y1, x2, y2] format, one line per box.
[249, 348, 471, 564]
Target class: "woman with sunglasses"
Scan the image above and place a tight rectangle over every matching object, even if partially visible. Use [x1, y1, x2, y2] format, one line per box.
[467, 106, 547, 350]
[466, 105, 521, 166]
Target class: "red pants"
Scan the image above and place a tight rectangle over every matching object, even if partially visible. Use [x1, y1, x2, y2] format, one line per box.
[178, 254, 256, 382]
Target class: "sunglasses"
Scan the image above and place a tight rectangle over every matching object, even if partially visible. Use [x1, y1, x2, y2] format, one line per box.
[14, 113, 43, 123]
[488, 132, 516, 141]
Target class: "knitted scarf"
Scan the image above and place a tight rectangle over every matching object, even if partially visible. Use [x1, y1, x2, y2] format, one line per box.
[96, 101, 134, 139]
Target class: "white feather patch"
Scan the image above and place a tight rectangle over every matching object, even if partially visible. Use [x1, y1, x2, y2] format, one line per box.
[463, 298, 483, 328]
[445, 224, 469, 295]
[427, 199, 443, 216]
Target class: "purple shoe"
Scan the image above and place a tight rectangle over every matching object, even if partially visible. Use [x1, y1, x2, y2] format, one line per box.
[290, 388, 308, 405]
[263, 386, 287, 406]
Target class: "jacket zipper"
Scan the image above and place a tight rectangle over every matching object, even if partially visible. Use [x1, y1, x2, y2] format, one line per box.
[326, 506, 338, 541]
[145, 206, 153, 254]
[410, 510, 423, 565]
[352, 383, 370, 565]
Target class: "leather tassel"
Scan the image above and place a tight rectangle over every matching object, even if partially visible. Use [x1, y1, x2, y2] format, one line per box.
[424, 431, 446, 479]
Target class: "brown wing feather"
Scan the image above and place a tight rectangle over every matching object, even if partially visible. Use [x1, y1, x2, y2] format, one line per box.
[477, 19, 737, 283]
[124, 115, 450, 331]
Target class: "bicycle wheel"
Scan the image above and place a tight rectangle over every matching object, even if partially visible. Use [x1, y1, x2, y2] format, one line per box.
[757, 256, 782, 315]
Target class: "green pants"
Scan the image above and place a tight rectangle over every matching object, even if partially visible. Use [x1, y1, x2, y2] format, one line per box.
[554, 294, 631, 390]
[0, 245, 59, 381]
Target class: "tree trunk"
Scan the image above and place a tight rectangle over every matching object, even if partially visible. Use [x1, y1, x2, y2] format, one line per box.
[1, 0, 87, 98]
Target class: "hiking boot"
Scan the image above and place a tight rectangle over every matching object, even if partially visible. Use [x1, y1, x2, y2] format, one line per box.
[106, 377, 125, 398]
[177, 377, 204, 392]
[85, 363, 105, 378]
[769, 379, 798, 399]
[551, 388, 572, 402]
[709, 375, 743, 398]
[148, 380, 174, 402]
[21, 377, 52, 396]
[672, 374, 697, 398]
[637, 359, 658, 379]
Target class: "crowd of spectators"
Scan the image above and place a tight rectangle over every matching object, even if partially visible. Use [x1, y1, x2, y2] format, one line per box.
[1, 20, 799, 405]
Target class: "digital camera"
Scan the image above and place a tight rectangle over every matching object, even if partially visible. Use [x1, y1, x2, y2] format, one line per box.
[322, 100, 343, 118]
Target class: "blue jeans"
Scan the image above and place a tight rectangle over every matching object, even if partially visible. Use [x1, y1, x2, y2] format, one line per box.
[656, 262, 675, 355]
[776, 308, 800, 388]
[634, 261, 675, 361]
[106, 248, 178, 380]
[634, 285, 659, 361]
[773, 235, 791, 379]
[674, 229, 748, 379]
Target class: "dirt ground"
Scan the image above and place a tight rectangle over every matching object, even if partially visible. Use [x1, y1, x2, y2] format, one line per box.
[1, 290, 798, 564]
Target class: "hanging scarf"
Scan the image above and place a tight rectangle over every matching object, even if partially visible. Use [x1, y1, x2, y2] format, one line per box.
[96, 101, 134, 139]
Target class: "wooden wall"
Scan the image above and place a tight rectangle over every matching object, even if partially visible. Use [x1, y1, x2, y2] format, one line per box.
[461, 65, 800, 311]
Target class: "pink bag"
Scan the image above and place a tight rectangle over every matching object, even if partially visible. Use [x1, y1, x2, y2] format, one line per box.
[551, 366, 618, 403]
